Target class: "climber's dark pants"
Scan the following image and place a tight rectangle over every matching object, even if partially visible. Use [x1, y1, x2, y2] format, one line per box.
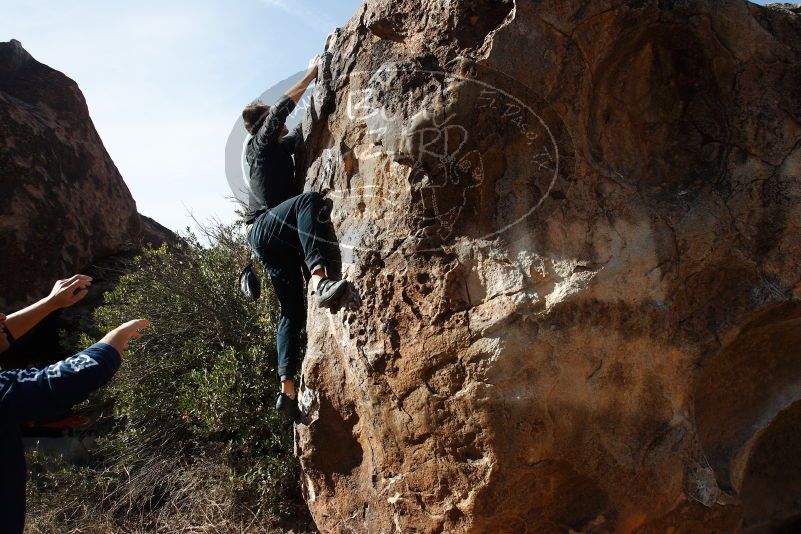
[247, 191, 330, 380]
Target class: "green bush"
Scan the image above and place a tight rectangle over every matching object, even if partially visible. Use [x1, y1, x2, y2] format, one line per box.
[26, 221, 310, 533]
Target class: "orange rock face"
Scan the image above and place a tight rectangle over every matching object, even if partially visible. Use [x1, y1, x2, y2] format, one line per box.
[295, 1, 801, 532]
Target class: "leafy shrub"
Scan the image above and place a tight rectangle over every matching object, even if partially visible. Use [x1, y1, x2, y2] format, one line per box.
[26, 222, 311, 533]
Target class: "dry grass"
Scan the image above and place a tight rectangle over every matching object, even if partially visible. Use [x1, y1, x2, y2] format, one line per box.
[26, 453, 316, 534]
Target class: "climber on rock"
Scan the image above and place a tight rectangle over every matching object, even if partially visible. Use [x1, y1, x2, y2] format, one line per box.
[0, 274, 150, 534]
[242, 55, 347, 423]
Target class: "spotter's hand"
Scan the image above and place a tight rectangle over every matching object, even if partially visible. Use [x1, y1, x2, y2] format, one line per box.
[102, 319, 151, 354]
[48, 275, 92, 309]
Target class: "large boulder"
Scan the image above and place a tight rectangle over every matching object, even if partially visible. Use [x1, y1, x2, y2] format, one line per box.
[0, 39, 165, 312]
[294, 1, 801, 532]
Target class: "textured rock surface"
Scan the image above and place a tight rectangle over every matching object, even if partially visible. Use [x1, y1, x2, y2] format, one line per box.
[293, 1, 801, 532]
[0, 39, 167, 311]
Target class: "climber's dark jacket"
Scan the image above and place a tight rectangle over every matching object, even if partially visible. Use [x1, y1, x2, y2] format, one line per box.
[0, 343, 122, 534]
[246, 95, 304, 222]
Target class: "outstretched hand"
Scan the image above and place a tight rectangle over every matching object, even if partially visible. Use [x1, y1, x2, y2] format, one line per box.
[101, 319, 151, 354]
[48, 275, 92, 308]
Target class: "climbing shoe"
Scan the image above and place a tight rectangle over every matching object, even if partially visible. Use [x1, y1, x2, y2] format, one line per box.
[316, 278, 348, 308]
[276, 393, 301, 423]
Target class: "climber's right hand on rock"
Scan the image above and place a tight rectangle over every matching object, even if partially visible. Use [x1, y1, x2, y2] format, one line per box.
[101, 319, 151, 354]
[308, 54, 322, 76]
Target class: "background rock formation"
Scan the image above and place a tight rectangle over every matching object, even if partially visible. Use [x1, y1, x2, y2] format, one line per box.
[294, 1, 801, 532]
[0, 39, 169, 313]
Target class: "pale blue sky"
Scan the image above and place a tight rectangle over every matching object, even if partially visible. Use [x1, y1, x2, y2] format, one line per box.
[1, 0, 362, 233]
[1, 0, 775, 233]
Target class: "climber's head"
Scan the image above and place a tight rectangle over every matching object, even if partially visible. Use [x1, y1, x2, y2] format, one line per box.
[0, 314, 10, 354]
[242, 102, 271, 135]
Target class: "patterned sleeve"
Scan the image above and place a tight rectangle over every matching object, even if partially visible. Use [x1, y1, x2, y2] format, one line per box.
[252, 95, 297, 152]
[0, 342, 122, 425]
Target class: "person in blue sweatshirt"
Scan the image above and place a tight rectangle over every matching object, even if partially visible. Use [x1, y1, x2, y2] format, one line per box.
[0, 274, 149, 534]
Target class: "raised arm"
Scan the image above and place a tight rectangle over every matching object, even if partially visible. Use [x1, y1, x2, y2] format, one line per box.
[3, 275, 92, 341]
[252, 56, 320, 149]
[286, 55, 320, 105]
[0, 320, 149, 424]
